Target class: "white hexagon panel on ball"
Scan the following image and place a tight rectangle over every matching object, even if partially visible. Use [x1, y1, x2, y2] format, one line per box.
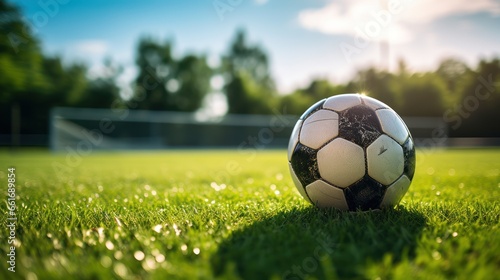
[323, 94, 362, 112]
[361, 95, 390, 110]
[380, 175, 411, 208]
[367, 135, 404, 185]
[305, 180, 349, 210]
[299, 110, 339, 149]
[376, 109, 409, 145]
[317, 138, 365, 188]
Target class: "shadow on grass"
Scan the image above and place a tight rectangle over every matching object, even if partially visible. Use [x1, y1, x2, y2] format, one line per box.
[212, 207, 426, 279]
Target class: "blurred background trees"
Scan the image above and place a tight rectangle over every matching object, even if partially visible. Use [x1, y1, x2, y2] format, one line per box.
[1, 0, 500, 144]
[222, 29, 277, 114]
[133, 37, 211, 111]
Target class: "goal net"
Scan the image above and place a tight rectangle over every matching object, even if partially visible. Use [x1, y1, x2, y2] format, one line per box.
[49, 107, 447, 151]
[49, 107, 298, 151]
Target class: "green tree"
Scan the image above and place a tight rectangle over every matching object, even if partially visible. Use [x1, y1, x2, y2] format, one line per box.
[133, 37, 211, 111]
[436, 58, 471, 106]
[225, 71, 275, 114]
[279, 79, 347, 115]
[42, 56, 88, 107]
[452, 58, 500, 137]
[0, 0, 48, 138]
[346, 67, 400, 111]
[170, 54, 211, 111]
[0, 0, 92, 142]
[399, 73, 448, 117]
[77, 58, 120, 108]
[222, 29, 276, 114]
[436, 58, 470, 93]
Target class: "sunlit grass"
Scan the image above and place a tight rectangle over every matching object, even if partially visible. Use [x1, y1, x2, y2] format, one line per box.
[0, 149, 499, 279]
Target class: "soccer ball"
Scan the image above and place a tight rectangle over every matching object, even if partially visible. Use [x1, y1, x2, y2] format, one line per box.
[288, 93, 416, 211]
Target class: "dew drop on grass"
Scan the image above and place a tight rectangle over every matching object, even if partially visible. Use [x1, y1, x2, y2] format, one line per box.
[53, 238, 62, 250]
[153, 224, 162, 233]
[26, 272, 38, 280]
[155, 254, 165, 263]
[134, 251, 145, 261]
[100, 256, 112, 268]
[436, 237, 442, 244]
[276, 173, 283, 180]
[432, 251, 442, 260]
[144, 184, 151, 191]
[142, 256, 157, 271]
[114, 263, 128, 277]
[75, 240, 84, 248]
[114, 251, 123, 260]
[274, 190, 280, 195]
[193, 248, 200, 255]
[114, 217, 123, 227]
[452, 232, 458, 237]
[181, 244, 187, 251]
[105, 241, 114, 250]
[436, 191, 441, 196]
[270, 184, 276, 190]
[173, 224, 181, 236]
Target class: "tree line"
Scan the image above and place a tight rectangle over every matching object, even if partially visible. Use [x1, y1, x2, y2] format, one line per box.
[1, 0, 499, 141]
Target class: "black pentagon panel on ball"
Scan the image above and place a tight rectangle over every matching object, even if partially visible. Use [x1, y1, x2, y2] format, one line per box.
[338, 105, 382, 148]
[344, 176, 386, 211]
[402, 137, 416, 180]
[290, 143, 321, 187]
[299, 99, 326, 120]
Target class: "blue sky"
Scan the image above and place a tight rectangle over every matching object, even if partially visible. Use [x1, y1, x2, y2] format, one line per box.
[15, 0, 500, 94]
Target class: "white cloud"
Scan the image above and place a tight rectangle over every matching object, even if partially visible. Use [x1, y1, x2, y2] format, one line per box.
[298, 0, 500, 44]
[73, 40, 109, 56]
[401, 0, 500, 24]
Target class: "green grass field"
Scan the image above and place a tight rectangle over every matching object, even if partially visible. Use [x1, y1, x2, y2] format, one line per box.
[0, 149, 499, 280]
